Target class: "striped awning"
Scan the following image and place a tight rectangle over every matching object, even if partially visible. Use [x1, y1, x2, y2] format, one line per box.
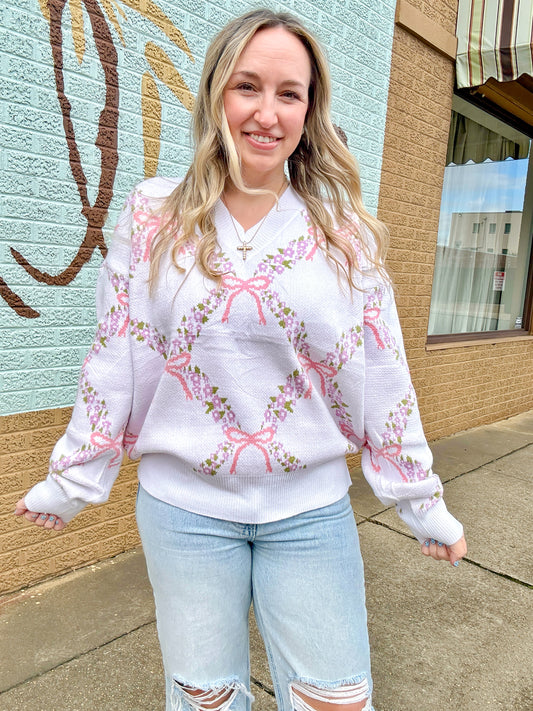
[456, 0, 533, 88]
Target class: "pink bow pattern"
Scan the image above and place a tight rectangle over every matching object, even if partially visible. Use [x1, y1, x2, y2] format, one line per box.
[123, 430, 139, 457]
[302, 211, 323, 261]
[339, 421, 365, 448]
[297, 353, 337, 398]
[133, 209, 161, 262]
[366, 442, 407, 482]
[364, 307, 385, 350]
[226, 427, 275, 474]
[165, 353, 193, 400]
[117, 292, 129, 337]
[364, 388, 421, 483]
[89, 431, 124, 466]
[221, 275, 271, 325]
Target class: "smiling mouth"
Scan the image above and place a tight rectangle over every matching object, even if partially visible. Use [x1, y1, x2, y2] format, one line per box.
[246, 133, 280, 143]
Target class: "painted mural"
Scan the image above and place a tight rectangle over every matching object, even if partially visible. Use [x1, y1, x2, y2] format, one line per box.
[0, 0, 396, 415]
[2, 0, 194, 319]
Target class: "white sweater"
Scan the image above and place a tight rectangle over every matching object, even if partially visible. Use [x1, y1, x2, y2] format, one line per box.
[25, 177, 463, 545]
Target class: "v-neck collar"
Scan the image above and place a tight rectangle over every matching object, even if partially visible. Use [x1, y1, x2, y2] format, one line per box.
[214, 185, 304, 266]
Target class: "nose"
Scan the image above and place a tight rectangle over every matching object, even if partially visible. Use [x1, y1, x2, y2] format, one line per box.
[254, 94, 277, 128]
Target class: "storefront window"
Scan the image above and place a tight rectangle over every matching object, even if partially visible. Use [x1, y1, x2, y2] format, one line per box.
[428, 96, 533, 337]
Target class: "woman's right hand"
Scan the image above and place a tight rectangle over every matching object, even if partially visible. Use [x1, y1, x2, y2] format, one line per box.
[421, 534, 467, 567]
[14, 498, 66, 531]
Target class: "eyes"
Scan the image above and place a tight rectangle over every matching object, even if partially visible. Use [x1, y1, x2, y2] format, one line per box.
[233, 81, 304, 102]
[235, 82, 255, 93]
[281, 89, 302, 101]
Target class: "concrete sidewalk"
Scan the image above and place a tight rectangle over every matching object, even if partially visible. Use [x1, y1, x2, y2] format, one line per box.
[1, 412, 532, 710]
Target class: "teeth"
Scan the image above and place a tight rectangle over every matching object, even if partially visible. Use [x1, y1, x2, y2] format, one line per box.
[249, 133, 277, 143]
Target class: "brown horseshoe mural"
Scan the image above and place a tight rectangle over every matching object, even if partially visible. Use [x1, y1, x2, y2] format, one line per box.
[1, 0, 194, 318]
[0, 277, 40, 319]
[11, 0, 119, 292]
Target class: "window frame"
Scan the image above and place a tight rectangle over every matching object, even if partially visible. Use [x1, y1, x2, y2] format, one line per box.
[427, 94, 533, 347]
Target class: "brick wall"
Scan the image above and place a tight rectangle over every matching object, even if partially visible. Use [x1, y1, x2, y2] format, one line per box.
[0, 409, 140, 593]
[377, 0, 533, 442]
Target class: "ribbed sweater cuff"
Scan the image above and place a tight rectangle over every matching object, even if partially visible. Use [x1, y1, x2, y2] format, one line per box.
[24, 478, 86, 523]
[397, 498, 464, 545]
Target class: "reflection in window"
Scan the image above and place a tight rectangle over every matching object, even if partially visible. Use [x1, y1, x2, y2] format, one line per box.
[428, 97, 532, 336]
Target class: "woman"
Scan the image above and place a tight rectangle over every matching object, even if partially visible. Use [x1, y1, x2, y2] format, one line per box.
[15, 9, 466, 711]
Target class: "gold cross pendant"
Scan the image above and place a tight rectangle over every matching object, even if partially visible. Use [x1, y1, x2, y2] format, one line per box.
[237, 243, 253, 261]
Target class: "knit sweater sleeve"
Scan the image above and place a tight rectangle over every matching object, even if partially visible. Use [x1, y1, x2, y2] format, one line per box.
[360, 274, 464, 545]
[24, 199, 135, 523]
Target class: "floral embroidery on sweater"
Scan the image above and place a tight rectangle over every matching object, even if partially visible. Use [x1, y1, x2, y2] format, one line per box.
[132, 207, 162, 262]
[364, 386, 442, 511]
[49, 186, 163, 475]
[263, 290, 308, 351]
[77, 218, 367, 477]
[51, 278, 128, 474]
[364, 285, 404, 364]
[165, 353, 193, 400]
[322, 328, 366, 452]
[32, 183, 461, 540]
[189, 229, 366, 475]
[53, 191, 410, 484]
[257, 227, 317, 275]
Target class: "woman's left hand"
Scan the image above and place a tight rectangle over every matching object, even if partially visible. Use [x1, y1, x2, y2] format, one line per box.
[421, 534, 467, 567]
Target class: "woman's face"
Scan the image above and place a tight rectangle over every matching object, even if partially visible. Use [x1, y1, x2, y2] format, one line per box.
[223, 26, 311, 189]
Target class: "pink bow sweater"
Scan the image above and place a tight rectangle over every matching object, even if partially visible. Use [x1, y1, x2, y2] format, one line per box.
[25, 178, 463, 546]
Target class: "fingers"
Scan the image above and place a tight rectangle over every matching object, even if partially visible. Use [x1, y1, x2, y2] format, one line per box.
[447, 535, 467, 567]
[15, 505, 65, 531]
[421, 538, 450, 561]
[421, 536, 467, 567]
[33, 513, 65, 531]
[24, 510, 40, 522]
[48, 516, 65, 531]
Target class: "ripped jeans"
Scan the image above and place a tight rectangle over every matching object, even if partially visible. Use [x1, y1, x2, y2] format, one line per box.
[136, 487, 374, 711]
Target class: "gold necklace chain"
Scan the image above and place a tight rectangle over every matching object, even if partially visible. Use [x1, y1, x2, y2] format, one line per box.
[225, 180, 287, 262]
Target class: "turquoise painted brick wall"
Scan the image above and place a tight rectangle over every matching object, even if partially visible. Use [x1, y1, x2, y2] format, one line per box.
[0, 0, 395, 415]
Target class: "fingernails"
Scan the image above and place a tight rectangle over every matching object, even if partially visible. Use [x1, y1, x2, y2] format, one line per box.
[31, 513, 38, 519]
[438, 542, 444, 547]
[40, 514, 47, 520]
[424, 540, 430, 547]
[453, 561, 460, 567]
[49, 516, 55, 522]
[430, 539, 436, 544]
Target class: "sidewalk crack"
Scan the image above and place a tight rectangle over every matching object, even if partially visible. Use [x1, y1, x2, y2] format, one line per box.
[251, 676, 275, 697]
[366, 519, 532, 589]
[0, 619, 156, 695]
[437, 441, 533, 484]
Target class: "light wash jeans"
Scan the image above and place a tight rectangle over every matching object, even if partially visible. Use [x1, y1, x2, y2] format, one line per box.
[136, 486, 374, 711]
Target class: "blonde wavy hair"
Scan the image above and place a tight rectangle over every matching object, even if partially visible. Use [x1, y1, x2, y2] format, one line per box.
[149, 8, 389, 288]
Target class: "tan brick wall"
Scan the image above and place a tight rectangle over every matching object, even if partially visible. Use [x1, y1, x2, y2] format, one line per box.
[378, 1, 533, 442]
[403, 0, 457, 35]
[0, 409, 140, 595]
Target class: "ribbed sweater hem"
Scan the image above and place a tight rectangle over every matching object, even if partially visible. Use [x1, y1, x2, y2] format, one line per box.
[138, 454, 351, 524]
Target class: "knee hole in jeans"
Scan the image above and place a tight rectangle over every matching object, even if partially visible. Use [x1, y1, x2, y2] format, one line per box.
[171, 679, 253, 711]
[289, 679, 372, 711]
